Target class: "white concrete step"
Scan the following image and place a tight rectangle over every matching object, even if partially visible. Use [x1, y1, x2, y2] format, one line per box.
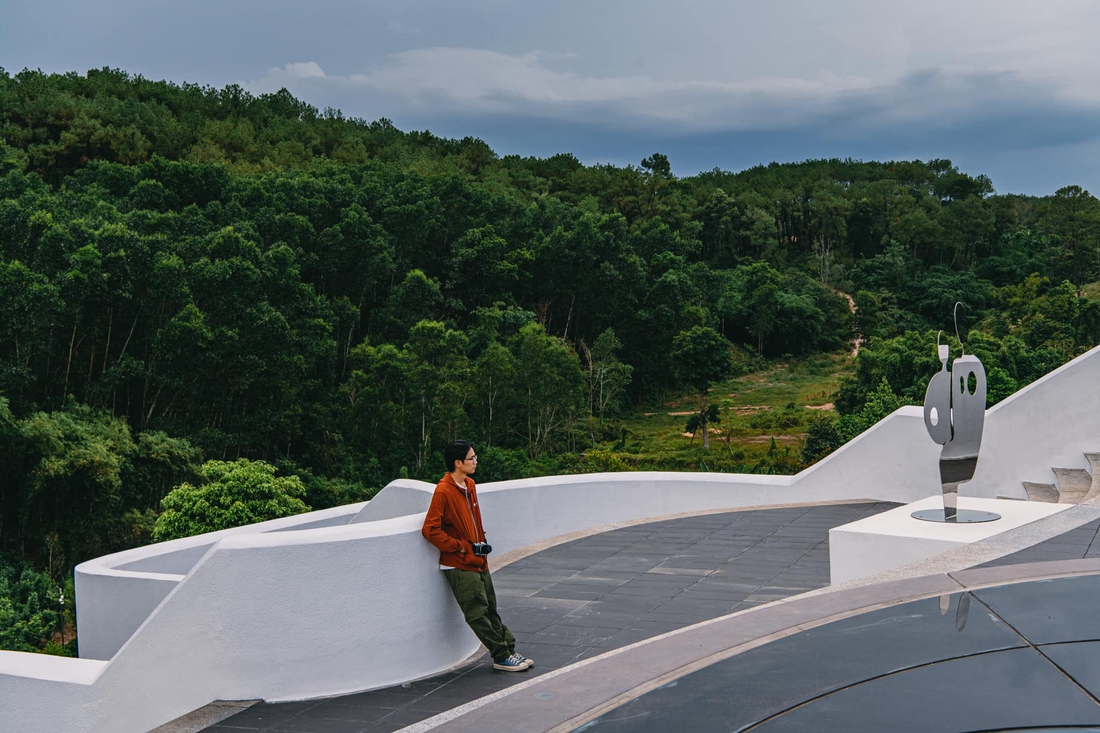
[1023, 482, 1059, 503]
[1083, 452, 1100, 503]
[1053, 468, 1092, 503]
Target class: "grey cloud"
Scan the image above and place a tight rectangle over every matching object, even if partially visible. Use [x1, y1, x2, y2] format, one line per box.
[4, 0, 1100, 193]
[241, 52, 1100, 147]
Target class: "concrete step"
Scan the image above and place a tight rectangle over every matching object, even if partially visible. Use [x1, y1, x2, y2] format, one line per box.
[1054, 467, 1093, 503]
[1083, 453, 1100, 503]
[1023, 482, 1059, 503]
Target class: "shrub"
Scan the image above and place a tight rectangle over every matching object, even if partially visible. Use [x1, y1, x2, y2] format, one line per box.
[800, 417, 842, 465]
[0, 555, 65, 654]
[836, 377, 906, 442]
[152, 459, 310, 541]
[569, 450, 635, 474]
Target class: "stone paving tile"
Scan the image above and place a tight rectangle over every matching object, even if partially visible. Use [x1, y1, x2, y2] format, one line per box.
[269, 719, 365, 733]
[598, 623, 684, 649]
[561, 611, 644, 629]
[305, 705, 396, 724]
[528, 626, 620, 647]
[649, 606, 736, 622]
[206, 501, 896, 732]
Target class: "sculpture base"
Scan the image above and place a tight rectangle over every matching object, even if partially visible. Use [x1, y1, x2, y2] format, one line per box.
[910, 508, 1001, 523]
[829, 496, 1071, 585]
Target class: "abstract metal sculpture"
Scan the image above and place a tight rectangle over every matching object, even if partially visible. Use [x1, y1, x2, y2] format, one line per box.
[914, 307, 1001, 523]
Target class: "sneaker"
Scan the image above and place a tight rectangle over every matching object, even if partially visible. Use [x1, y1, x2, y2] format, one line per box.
[519, 654, 535, 668]
[493, 653, 531, 672]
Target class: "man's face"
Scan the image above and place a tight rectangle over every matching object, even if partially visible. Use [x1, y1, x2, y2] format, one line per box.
[463, 449, 478, 475]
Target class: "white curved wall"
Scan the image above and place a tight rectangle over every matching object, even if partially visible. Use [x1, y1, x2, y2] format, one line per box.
[1, 343, 1097, 733]
[970, 345, 1100, 495]
[4, 515, 477, 733]
[75, 503, 368, 662]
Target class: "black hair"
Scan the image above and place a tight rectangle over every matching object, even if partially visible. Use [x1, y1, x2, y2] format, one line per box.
[444, 440, 475, 473]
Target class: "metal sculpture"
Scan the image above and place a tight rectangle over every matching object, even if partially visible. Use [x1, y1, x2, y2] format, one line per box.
[913, 306, 1001, 523]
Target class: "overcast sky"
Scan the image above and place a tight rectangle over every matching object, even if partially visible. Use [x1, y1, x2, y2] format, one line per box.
[5, 0, 1100, 194]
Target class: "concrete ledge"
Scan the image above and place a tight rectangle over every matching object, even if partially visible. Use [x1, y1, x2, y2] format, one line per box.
[829, 496, 1071, 584]
[75, 502, 368, 661]
[0, 652, 105, 683]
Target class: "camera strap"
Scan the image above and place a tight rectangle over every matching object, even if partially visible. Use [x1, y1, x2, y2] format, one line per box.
[461, 480, 483, 544]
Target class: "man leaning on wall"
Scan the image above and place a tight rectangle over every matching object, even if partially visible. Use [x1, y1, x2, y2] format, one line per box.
[421, 440, 534, 672]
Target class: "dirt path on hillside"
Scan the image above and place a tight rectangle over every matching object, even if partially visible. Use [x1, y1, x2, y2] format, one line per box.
[838, 291, 863, 357]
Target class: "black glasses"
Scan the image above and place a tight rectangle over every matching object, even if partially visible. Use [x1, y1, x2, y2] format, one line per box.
[464, 455, 478, 462]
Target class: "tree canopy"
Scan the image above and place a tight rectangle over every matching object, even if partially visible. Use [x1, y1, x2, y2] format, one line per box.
[152, 459, 309, 541]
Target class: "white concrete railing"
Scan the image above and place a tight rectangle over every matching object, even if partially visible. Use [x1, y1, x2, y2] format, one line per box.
[1, 342, 1097, 733]
[74, 504, 366, 662]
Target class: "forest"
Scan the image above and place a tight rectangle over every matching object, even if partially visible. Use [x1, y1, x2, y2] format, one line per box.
[1, 67, 1099, 654]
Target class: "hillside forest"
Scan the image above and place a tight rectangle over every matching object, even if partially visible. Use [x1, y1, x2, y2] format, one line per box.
[1, 67, 1099, 654]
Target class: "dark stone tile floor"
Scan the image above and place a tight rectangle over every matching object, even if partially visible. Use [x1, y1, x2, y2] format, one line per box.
[979, 517, 1100, 567]
[204, 502, 895, 733]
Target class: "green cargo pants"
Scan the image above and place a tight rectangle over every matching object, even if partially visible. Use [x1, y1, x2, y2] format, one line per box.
[443, 567, 516, 663]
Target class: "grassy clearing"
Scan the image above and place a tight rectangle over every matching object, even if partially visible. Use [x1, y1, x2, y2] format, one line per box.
[606, 351, 855, 474]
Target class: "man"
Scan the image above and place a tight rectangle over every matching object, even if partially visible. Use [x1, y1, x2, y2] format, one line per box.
[422, 440, 533, 672]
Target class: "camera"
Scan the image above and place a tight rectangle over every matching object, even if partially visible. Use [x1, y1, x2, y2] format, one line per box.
[471, 542, 493, 557]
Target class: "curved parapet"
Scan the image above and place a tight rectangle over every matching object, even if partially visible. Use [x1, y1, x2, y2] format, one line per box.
[75, 502, 367, 661]
[350, 479, 434, 523]
[6, 514, 476, 733]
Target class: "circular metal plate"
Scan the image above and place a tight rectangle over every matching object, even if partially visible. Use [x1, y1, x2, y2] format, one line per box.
[911, 509, 1002, 523]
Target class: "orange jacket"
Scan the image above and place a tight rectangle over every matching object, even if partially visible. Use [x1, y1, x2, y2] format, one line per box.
[421, 473, 489, 572]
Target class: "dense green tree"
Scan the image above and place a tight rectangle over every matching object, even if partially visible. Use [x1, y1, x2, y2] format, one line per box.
[0, 554, 67, 654]
[739, 262, 782, 355]
[584, 329, 634, 421]
[511, 324, 585, 457]
[446, 225, 529, 310]
[342, 341, 412, 476]
[0, 261, 63, 402]
[836, 377, 905, 441]
[807, 182, 850, 285]
[0, 402, 203, 568]
[1042, 186, 1100, 290]
[473, 342, 515, 448]
[671, 326, 733, 448]
[685, 404, 721, 447]
[800, 417, 842, 464]
[404, 320, 470, 470]
[152, 459, 309, 541]
[381, 269, 443, 340]
[17, 404, 136, 565]
[835, 331, 946, 414]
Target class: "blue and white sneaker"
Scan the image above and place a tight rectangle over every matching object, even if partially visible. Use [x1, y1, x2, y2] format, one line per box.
[493, 653, 531, 672]
[520, 654, 535, 668]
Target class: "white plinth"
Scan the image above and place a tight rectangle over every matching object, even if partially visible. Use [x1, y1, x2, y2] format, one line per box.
[829, 496, 1072, 585]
